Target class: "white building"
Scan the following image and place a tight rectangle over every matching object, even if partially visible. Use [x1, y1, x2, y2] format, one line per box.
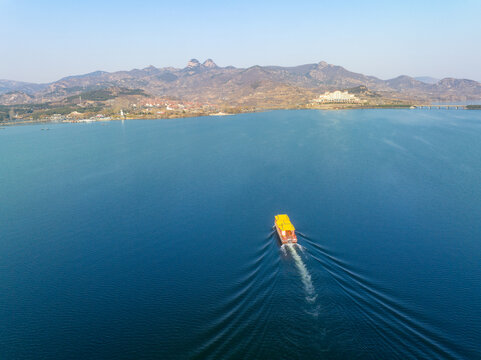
[314, 90, 359, 103]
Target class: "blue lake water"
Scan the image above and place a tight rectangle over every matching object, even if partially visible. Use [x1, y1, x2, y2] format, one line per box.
[1, 109, 481, 359]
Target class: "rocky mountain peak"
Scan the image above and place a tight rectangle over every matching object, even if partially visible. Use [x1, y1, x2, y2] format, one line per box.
[203, 59, 218, 68]
[186, 59, 201, 68]
[318, 61, 329, 68]
[143, 65, 158, 73]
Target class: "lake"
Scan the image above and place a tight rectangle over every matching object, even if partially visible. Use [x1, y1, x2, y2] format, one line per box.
[1, 109, 481, 359]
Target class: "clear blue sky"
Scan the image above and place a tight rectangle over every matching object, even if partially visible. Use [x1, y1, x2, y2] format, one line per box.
[1, 0, 480, 83]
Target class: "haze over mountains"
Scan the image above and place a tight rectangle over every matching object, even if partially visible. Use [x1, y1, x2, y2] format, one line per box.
[1, 59, 481, 106]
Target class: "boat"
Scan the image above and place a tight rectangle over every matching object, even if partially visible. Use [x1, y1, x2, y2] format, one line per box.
[274, 214, 298, 244]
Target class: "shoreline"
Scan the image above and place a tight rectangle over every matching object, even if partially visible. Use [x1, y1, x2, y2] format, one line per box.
[1, 105, 478, 127]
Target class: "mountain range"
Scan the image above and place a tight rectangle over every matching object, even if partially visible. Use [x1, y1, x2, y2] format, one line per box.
[1, 59, 481, 106]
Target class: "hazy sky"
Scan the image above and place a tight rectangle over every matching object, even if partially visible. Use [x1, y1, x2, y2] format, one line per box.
[1, 0, 480, 83]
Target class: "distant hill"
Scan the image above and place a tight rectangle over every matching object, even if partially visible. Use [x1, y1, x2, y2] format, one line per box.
[0, 80, 47, 95]
[415, 76, 440, 84]
[1, 59, 481, 105]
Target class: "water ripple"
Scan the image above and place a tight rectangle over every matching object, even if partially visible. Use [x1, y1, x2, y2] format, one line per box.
[300, 232, 465, 359]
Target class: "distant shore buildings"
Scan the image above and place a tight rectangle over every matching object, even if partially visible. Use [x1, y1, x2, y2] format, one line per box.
[313, 90, 360, 103]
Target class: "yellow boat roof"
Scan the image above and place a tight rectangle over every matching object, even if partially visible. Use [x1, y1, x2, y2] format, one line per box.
[275, 214, 295, 231]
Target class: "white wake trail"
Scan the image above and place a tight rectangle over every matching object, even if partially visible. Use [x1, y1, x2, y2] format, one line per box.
[286, 244, 317, 303]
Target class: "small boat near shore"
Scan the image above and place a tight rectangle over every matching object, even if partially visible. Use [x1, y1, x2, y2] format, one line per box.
[275, 214, 297, 244]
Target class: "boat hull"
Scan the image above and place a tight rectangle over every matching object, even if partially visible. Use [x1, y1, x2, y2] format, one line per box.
[275, 224, 298, 244]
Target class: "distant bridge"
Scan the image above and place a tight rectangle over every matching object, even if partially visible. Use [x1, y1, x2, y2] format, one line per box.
[415, 104, 466, 109]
